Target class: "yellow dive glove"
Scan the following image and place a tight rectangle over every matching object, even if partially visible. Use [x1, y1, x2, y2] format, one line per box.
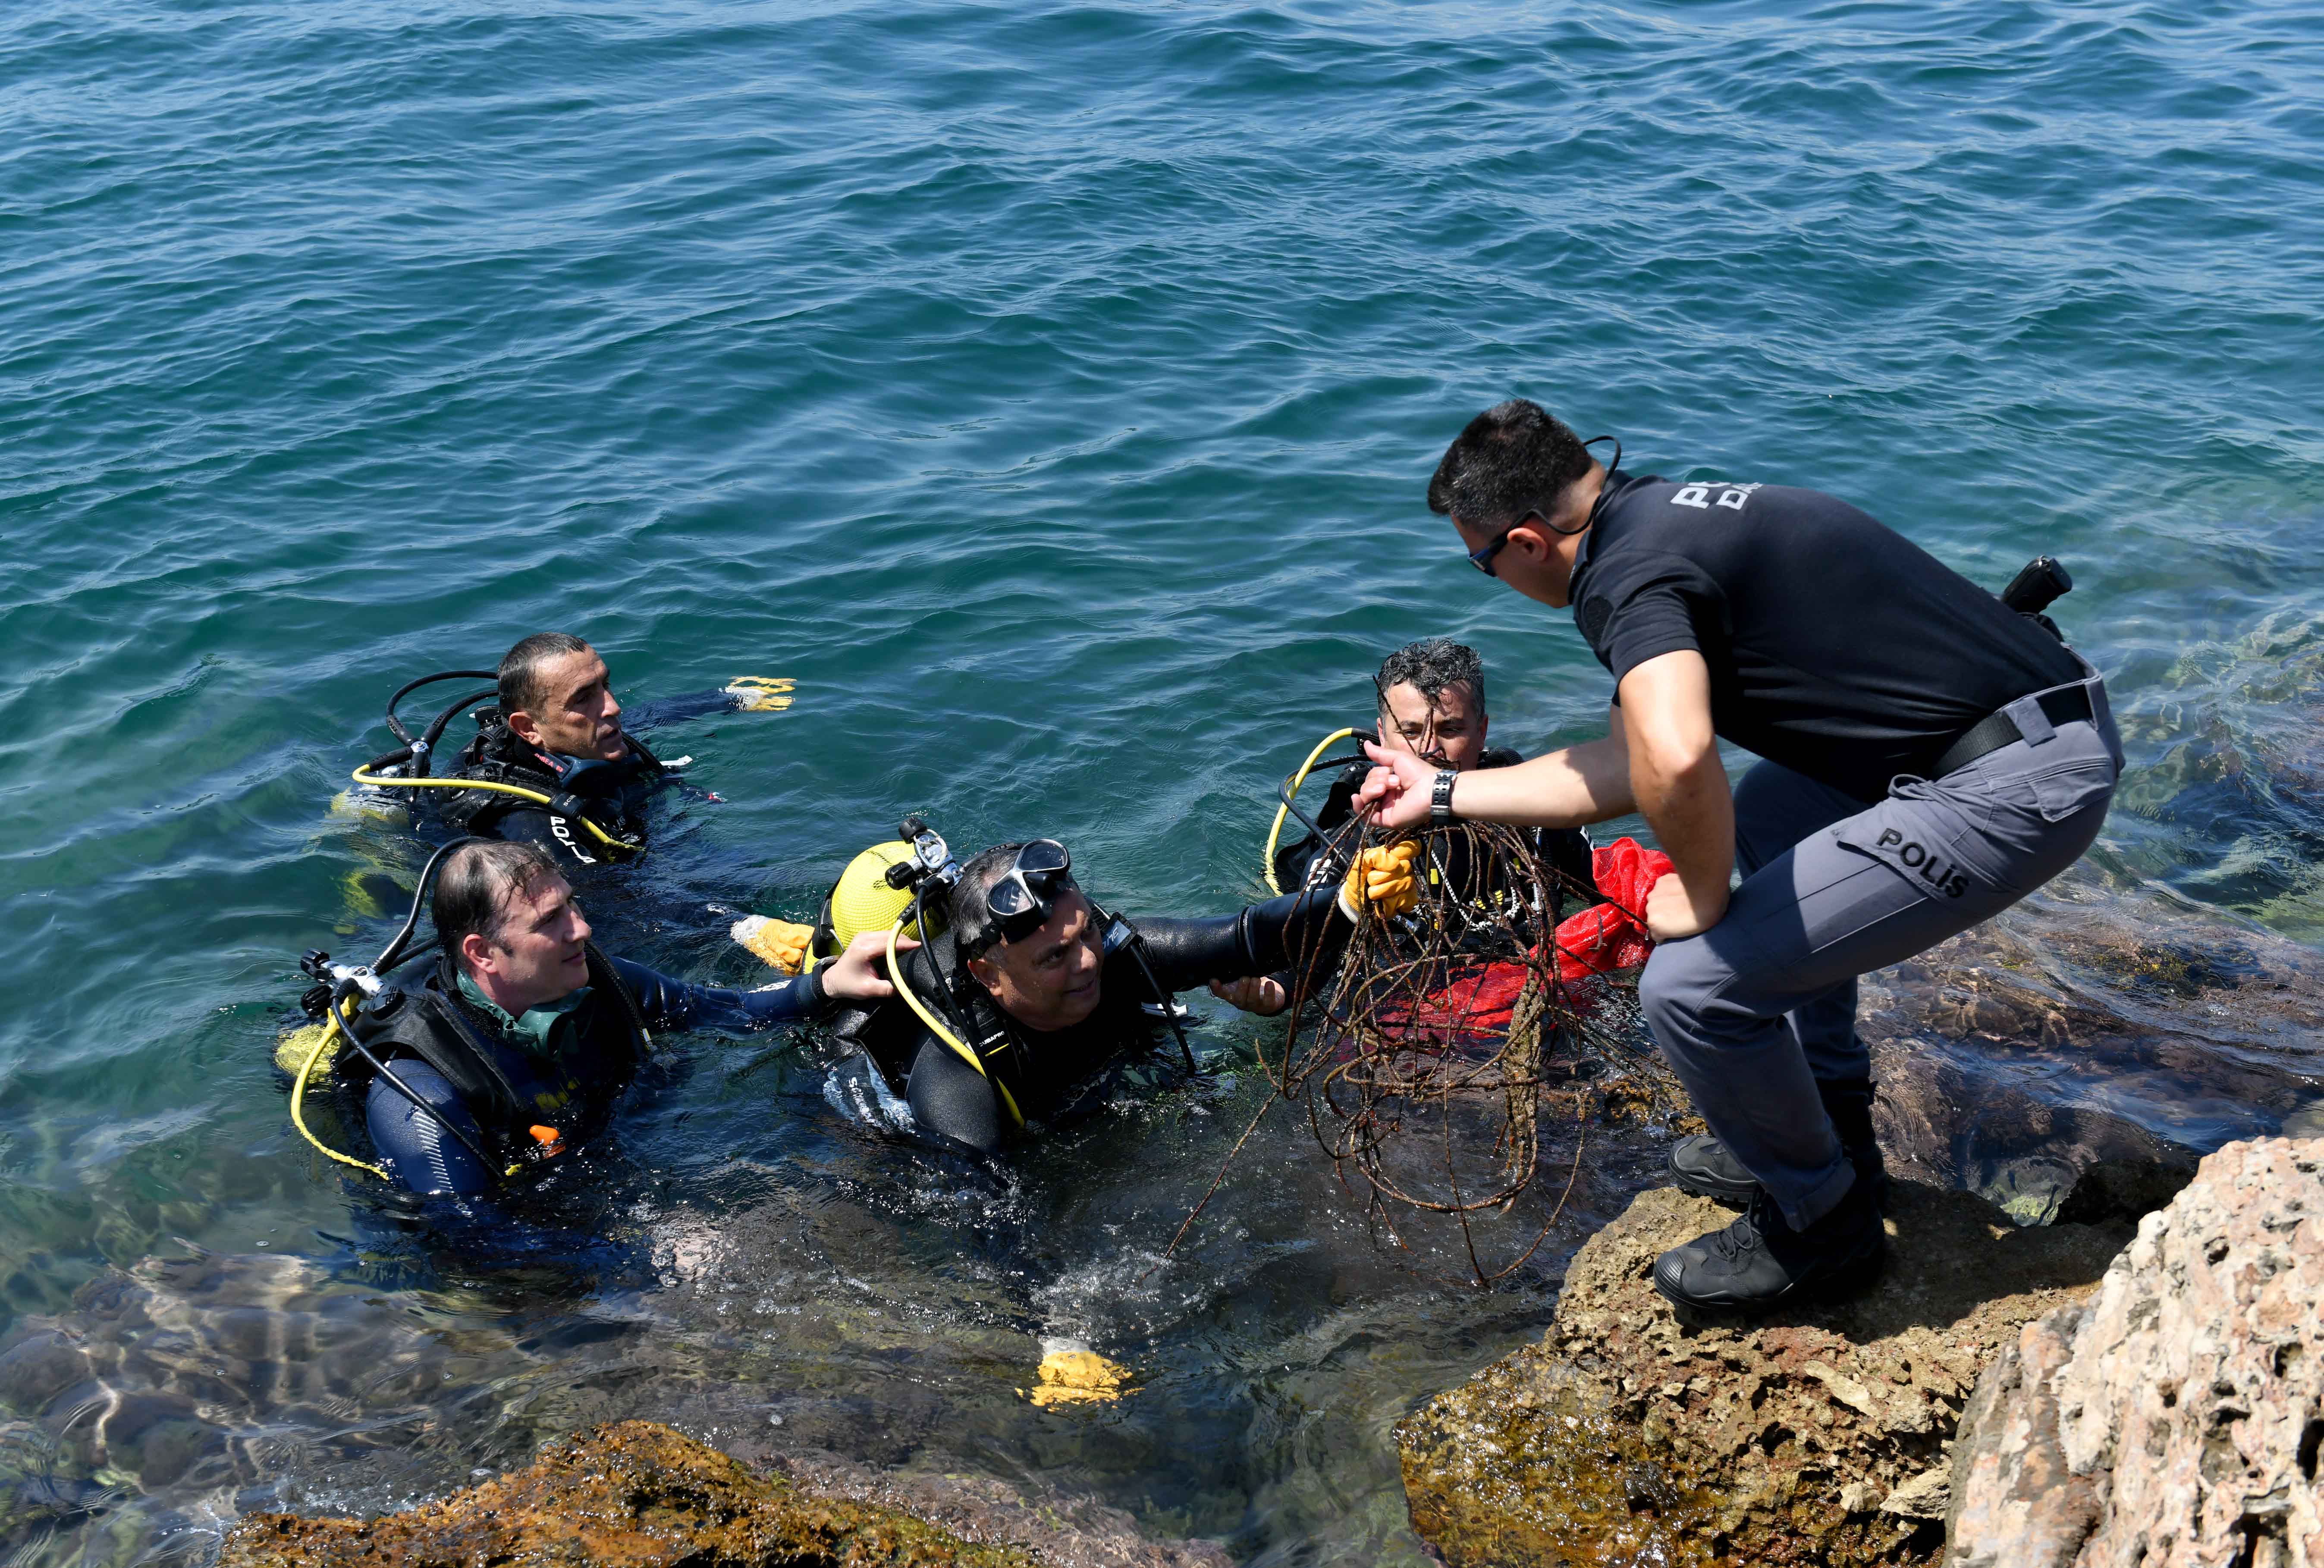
[730, 915, 815, 974]
[1338, 841, 1420, 921]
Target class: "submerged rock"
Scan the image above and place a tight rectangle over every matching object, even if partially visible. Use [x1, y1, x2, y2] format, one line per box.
[1396, 1181, 2133, 1567]
[1946, 1137, 2324, 1568]
[221, 1419, 1036, 1567]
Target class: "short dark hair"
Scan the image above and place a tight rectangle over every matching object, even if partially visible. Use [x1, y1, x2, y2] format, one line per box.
[1376, 639, 1487, 718]
[498, 633, 594, 719]
[1426, 399, 1594, 533]
[435, 840, 565, 966]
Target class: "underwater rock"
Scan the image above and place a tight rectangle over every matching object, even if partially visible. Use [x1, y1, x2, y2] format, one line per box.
[1945, 1137, 2324, 1568]
[221, 1419, 1034, 1567]
[1396, 1181, 2132, 1567]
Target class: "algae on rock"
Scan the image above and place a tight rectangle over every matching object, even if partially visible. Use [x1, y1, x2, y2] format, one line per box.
[221, 1419, 1037, 1568]
[1397, 1182, 2133, 1567]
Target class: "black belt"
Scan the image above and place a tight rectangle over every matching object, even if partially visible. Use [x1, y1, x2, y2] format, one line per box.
[1932, 686, 2094, 778]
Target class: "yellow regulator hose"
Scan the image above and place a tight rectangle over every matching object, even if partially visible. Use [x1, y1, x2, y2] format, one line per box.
[349, 767, 635, 853]
[887, 913, 1026, 1129]
[290, 1000, 389, 1179]
[1262, 728, 1356, 895]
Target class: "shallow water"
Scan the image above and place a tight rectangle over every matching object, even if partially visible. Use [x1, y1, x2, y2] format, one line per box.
[5, 0, 2324, 1562]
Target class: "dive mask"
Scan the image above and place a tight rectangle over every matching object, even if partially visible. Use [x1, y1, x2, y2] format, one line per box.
[976, 839, 1074, 953]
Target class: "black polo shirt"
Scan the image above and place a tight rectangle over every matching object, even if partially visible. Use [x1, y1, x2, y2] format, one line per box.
[1567, 471, 2082, 802]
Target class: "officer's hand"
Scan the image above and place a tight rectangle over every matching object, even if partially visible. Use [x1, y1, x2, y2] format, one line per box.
[1352, 742, 1437, 832]
[1644, 872, 1727, 942]
[1338, 841, 1420, 921]
[823, 931, 916, 1001]
[1208, 975, 1290, 1017]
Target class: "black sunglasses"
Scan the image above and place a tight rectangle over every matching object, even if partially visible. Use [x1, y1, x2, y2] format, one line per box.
[1465, 436, 1622, 577]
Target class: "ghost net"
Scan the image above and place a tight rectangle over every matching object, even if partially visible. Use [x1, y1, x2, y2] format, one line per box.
[1196, 819, 1683, 1287]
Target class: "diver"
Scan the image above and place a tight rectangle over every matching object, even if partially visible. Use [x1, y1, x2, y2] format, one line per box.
[309, 839, 900, 1198]
[356, 633, 799, 875]
[822, 826, 1416, 1161]
[1272, 638, 1599, 907]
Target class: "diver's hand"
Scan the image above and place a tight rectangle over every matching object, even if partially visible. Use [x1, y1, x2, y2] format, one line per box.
[1353, 742, 1439, 832]
[1208, 975, 1289, 1017]
[1644, 872, 1727, 942]
[1337, 841, 1420, 922]
[823, 931, 916, 1001]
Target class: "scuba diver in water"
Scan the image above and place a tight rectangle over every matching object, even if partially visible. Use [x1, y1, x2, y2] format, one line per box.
[1246, 639, 1601, 1013]
[293, 839, 899, 1198]
[1274, 639, 1598, 902]
[354, 633, 800, 874]
[820, 822, 1416, 1161]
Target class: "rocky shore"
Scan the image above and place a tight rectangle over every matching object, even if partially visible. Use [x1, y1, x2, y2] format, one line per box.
[1395, 1138, 2324, 1568]
[222, 1419, 1231, 1568]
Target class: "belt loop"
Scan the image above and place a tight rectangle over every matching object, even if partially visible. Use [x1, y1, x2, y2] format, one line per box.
[2007, 693, 2056, 747]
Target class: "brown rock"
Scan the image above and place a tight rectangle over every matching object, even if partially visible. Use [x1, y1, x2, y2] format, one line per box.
[220, 1419, 1036, 1567]
[1396, 1181, 2131, 1567]
[1946, 1137, 2324, 1568]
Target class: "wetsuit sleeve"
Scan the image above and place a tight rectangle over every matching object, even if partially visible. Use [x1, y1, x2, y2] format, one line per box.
[606, 956, 829, 1035]
[1130, 886, 1348, 994]
[366, 1063, 493, 1198]
[904, 1035, 1006, 1159]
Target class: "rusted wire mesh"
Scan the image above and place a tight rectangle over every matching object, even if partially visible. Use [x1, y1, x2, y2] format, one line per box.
[1178, 818, 1682, 1287]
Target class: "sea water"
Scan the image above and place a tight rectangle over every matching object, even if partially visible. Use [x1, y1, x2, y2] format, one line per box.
[4, 1, 2323, 1562]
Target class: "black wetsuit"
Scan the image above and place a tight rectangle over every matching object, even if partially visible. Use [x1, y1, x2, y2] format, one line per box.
[432, 715, 667, 869]
[355, 950, 835, 1197]
[832, 887, 1348, 1160]
[1273, 747, 1600, 919]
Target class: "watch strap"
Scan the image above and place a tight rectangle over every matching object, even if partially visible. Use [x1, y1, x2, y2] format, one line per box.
[1429, 769, 1457, 825]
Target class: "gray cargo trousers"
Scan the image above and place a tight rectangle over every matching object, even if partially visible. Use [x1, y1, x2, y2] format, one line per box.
[1637, 668, 2123, 1231]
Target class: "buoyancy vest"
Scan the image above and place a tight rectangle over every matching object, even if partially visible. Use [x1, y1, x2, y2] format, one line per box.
[436, 711, 665, 849]
[857, 919, 1175, 1122]
[341, 947, 652, 1165]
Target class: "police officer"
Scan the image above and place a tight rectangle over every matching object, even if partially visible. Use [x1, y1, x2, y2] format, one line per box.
[1358, 399, 2120, 1314]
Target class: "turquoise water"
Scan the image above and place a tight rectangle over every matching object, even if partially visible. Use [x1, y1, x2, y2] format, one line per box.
[6, 1, 2324, 1562]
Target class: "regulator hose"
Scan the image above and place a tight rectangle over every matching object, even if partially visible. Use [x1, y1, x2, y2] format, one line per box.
[886, 900, 1025, 1130]
[349, 765, 641, 854]
[384, 669, 497, 750]
[1262, 728, 1357, 895]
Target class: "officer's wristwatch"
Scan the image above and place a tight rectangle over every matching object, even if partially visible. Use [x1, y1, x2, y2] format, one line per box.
[1429, 769, 1457, 825]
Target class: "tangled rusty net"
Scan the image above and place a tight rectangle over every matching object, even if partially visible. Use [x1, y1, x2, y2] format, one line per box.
[1176, 818, 1687, 1287]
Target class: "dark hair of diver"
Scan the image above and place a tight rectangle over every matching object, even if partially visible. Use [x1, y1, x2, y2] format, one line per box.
[433, 840, 566, 969]
[952, 842, 1035, 961]
[1375, 638, 1487, 721]
[497, 632, 594, 721]
[1426, 398, 1595, 534]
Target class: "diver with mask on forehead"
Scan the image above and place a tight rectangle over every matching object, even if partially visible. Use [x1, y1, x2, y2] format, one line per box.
[819, 825, 1417, 1161]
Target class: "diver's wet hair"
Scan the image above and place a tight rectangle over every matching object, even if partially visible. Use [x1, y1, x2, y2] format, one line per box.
[436, 840, 565, 963]
[497, 632, 594, 720]
[1426, 398, 1593, 532]
[1376, 638, 1487, 719]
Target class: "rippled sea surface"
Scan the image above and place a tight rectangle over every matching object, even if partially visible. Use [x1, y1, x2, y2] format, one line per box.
[6, 2, 2324, 1562]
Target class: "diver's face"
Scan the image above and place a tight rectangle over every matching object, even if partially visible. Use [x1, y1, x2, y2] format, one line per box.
[1378, 680, 1488, 770]
[969, 886, 1105, 1032]
[462, 874, 593, 1015]
[512, 650, 627, 761]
